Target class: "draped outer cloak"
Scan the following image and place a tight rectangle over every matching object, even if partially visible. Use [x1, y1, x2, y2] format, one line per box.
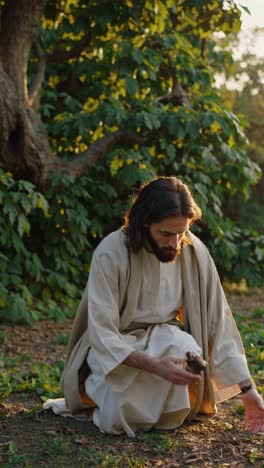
[60, 229, 250, 417]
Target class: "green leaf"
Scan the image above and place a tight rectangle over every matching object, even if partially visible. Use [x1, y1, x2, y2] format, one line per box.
[17, 214, 30, 237]
[132, 48, 143, 64]
[125, 77, 139, 96]
[120, 165, 140, 187]
[142, 111, 160, 130]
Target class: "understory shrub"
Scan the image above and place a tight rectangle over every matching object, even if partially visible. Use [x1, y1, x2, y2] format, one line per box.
[0, 163, 263, 324]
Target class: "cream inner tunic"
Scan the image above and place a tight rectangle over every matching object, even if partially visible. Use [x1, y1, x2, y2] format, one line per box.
[85, 249, 202, 437]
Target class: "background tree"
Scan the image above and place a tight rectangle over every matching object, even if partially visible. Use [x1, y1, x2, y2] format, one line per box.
[217, 26, 264, 287]
[0, 0, 262, 323]
[220, 27, 264, 232]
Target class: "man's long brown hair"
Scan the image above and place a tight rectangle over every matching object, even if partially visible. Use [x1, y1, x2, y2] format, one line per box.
[123, 176, 202, 253]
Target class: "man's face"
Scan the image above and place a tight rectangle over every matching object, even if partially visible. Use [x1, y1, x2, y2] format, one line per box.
[145, 216, 190, 263]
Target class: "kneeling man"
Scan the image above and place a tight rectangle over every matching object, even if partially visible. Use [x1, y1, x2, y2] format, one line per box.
[61, 177, 264, 437]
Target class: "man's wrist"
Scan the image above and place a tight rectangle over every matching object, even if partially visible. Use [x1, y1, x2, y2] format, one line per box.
[240, 384, 253, 394]
[239, 378, 255, 394]
[123, 351, 160, 374]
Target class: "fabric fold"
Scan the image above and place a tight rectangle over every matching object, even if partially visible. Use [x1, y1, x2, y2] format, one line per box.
[60, 228, 250, 430]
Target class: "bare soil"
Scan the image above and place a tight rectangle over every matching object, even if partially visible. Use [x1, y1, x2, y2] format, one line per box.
[0, 291, 263, 467]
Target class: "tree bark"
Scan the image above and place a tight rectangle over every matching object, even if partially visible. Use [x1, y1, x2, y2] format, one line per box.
[48, 132, 150, 180]
[0, 0, 56, 188]
[0, 0, 150, 190]
[0, 0, 47, 98]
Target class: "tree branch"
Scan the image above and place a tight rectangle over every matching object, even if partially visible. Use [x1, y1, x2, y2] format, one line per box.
[48, 131, 150, 181]
[156, 79, 190, 106]
[201, 38, 207, 59]
[28, 42, 46, 110]
[156, 55, 190, 106]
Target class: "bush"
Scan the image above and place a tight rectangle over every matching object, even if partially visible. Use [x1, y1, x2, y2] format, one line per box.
[0, 158, 263, 325]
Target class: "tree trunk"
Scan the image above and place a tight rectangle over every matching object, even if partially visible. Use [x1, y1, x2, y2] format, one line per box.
[0, 0, 150, 190]
[0, 0, 55, 189]
[0, 60, 56, 189]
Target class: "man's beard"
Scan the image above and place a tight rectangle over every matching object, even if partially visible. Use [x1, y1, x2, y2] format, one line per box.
[146, 229, 180, 263]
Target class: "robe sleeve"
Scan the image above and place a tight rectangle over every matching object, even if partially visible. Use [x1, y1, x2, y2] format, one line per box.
[87, 251, 134, 377]
[208, 265, 251, 389]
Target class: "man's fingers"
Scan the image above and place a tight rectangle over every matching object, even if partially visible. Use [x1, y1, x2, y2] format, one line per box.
[158, 357, 202, 385]
[181, 368, 202, 380]
[169, 357, 184, 365]
[169, 357, 202, 376]
[173, 369, 202, 385]
[243, 414, 264, 433]
[245, 422, 264, 433]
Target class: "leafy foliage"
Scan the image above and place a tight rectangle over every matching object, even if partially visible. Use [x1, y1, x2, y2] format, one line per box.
[37, 0, 264, 288]
[0, 167, 88, 323]
[233, 309, 264, 387]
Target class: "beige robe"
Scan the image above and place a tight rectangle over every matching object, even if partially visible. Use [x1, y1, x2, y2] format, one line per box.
[60, 229, 250, 435]
[86, 250, 203, 436]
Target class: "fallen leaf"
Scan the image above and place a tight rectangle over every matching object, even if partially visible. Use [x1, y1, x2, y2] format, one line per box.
[74, 435, 89, 446]
[184, 456, 203, 464]
[44, 430, 58, 436]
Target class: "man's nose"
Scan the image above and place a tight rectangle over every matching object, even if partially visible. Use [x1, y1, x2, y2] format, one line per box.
[168, 235, 180, 249]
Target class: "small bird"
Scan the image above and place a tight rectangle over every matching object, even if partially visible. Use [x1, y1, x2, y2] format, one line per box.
[185, 352, 207, 374]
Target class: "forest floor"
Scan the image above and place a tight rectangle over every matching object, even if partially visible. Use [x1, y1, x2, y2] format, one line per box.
[0, 289, 263, 467]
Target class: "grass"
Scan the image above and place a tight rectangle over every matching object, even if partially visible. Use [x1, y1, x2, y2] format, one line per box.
[1, 435, 161, 467]
[1, 309, 262, 406]
[0, 304, 263, 467]
[3, 442, 28, 468]
[233, 308, 264, 391]
[0, 354, 64, 405]
[137, 431, 183, 453]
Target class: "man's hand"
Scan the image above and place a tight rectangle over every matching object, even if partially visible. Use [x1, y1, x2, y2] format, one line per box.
[155, 356, 202, 385]
[123, 352, 201, 385]
[241, 388, 264, 433]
